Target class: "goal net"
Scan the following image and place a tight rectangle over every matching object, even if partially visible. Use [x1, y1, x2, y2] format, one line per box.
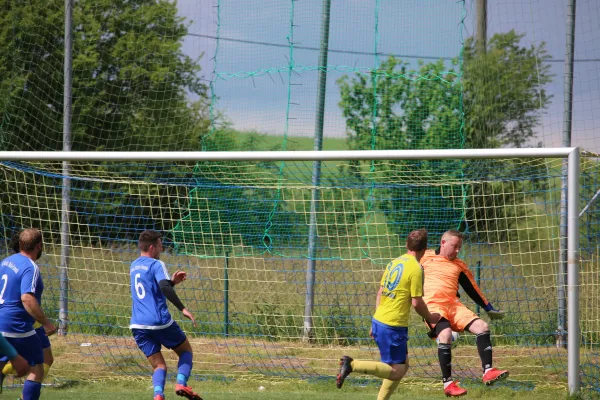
[0, 149, 590, 390]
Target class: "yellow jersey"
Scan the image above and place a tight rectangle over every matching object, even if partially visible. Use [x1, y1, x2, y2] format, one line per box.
[372, 254, 424, 327]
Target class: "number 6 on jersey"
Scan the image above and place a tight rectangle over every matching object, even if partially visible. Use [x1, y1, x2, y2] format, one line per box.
[134, 273, 145, 299]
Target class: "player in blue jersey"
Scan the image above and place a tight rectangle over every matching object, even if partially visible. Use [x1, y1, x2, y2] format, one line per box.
[0, 229, 56, 400]
[1, 232, 55, 392]
[130, 230, 202, 400]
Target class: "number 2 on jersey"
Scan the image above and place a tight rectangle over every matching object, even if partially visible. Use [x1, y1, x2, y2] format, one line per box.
[134, 273, 146, 299]
[0, 274, 8, 304]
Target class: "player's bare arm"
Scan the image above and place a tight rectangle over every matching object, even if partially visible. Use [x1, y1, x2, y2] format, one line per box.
[375, 286, 383, 309]
[21, 293, 56, 336]
[412, 296, 440, 324]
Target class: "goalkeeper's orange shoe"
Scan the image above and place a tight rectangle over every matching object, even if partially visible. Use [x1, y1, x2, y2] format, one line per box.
[175, 383, 203, 400]
[444, 381, 467, 397]
[483, 368, 509, 385]
[154, 395, 165, 400]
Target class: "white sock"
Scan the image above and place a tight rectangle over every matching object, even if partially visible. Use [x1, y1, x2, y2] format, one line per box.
[444, 380, 453, 389]
[484, 367, 493, 375]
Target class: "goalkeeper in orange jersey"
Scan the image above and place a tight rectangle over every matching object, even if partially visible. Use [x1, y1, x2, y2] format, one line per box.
[422, 229, 508, 397]
[336, 229, 440, 400]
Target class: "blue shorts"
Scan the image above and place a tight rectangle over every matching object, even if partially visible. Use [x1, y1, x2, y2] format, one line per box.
[0, 334, 44, 366]
[371, 319, 408, 365]
[132, 321, 187, 357]
[35, 326, 51, 349]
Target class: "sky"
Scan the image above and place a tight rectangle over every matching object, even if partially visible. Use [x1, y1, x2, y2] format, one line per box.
[176, 0, 600, 153]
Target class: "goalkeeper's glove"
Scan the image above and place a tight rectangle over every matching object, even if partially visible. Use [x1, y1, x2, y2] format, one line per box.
[484, 303, 505, 320]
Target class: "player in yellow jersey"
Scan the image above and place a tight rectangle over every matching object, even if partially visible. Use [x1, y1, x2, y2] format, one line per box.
[336, 229, 440, 400]
[421, 229, 508, 397]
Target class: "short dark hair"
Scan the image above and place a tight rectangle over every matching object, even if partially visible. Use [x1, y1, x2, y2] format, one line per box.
[442, 229, 464, 242]
[406, 229, 428, 252]
[139, 230, 162, 252]
[19, 229, 42, 252]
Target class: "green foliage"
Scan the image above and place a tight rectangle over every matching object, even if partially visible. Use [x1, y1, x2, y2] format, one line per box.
[463, 31, 552, 148]
[0, 0, 209, 152]
[462, 158, 550, 242]
[337, 32, 553, 238]
[319, 299, 363, 346]
[0, 0, 218, 245]
[337, 50, 465, 237]
[173, 182, 306, 256]
[230, 300, 368, 346]
[247, 302, 301, 342]
[338, 57, 462, 151]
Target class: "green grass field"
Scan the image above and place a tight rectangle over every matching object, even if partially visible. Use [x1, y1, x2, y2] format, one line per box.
[234, 131, 349, 151]
[1, 378, 579, 400]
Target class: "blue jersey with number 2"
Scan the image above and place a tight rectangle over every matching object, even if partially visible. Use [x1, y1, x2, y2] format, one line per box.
[0, 254, 44, 335]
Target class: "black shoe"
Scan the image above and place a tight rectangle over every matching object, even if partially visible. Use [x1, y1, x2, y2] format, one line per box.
[336, 356, 353, 389]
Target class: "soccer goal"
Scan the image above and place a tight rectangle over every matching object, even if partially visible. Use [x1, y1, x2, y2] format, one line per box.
[0, 148, 586, 394]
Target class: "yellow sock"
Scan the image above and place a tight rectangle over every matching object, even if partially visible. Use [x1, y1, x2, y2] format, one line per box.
[350, 360, 392, 379]
[377, 379, 401, 400]
[2, 362, 16, 375]
[2, 362, 50, 379]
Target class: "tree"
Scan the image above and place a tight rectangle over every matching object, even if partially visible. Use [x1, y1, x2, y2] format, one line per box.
[0, 0, 208, 152]
[338, 57, 462, 152]
[463, 31, 552, 148]
[0, 0, 276, 250]
[337, 31, 553, 239]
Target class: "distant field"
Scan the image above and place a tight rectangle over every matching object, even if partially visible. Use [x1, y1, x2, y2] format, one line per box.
[234, 131, 349, 151]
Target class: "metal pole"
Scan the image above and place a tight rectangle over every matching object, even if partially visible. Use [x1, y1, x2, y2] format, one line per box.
[59, 0, 73, 336]
[224, 252, 229, 336]
[558, 0, 576, 349]
[0, 148, 576, 162]
[475, 0, 487, 53]
[567, 148, 580, 395]
[303, 0, 331, 342]
[476, 261, 481, 314]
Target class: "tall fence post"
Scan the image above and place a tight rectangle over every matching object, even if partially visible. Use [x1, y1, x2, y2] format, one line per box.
[558, 0, 577, 349]
[303, 0, 332, 342]
[475, 0, 487, 53]
[224, 251, 230, 336]
[567, 148, 580, 395]
[475, 261, 481, 315]
[59, 0, 73, 336]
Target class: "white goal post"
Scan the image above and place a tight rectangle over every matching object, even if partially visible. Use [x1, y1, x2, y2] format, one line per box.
[0, 147, 581, 394]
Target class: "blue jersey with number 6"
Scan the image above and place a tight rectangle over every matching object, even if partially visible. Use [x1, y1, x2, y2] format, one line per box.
[129, 256, 172, 329]
[0, 254, 44, 334]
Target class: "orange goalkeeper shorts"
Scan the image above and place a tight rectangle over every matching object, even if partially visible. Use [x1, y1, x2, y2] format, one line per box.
[426, 299, 480, 332]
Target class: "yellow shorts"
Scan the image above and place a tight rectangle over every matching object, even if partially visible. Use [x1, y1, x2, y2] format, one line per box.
[427, 300, 479, 332]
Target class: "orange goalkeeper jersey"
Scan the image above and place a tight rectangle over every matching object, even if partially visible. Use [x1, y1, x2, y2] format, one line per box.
[421, 250, 489, 307]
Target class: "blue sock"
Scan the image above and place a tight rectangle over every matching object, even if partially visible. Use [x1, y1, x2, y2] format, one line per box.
[152, 368, 167, 396]
[22, 380, 42, 400]
[177, 351, 193, 386]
